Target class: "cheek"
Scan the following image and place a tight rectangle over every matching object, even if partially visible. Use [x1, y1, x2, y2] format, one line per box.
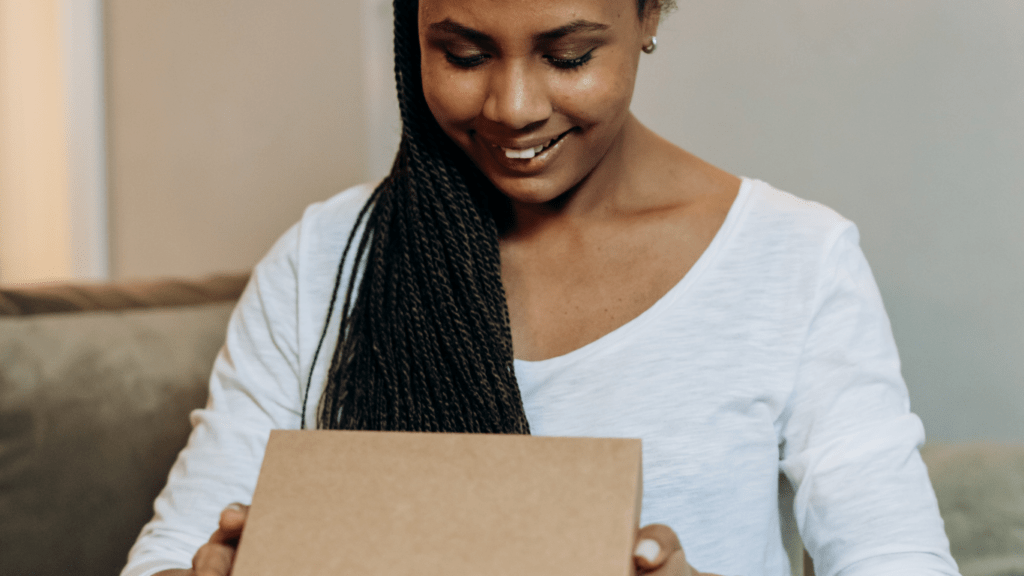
[421, 59, 484, 136]
[551, 61, 637, 126]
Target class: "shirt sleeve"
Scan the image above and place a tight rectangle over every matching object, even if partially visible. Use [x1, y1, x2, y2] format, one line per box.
[120, 222, 305, 576]
[778, 225, 961, 576]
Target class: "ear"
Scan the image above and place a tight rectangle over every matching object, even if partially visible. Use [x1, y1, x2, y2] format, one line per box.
[641, 2, 661, 39]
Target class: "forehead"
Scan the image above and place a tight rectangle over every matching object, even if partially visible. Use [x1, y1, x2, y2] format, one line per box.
[419, 0, 637, 31]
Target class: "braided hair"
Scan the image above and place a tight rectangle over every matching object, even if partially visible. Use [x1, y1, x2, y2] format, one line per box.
[306, 0, 670, 434]
[303, 0, 526, 434]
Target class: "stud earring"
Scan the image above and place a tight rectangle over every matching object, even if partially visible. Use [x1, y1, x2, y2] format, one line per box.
[642, 36, 657, 54]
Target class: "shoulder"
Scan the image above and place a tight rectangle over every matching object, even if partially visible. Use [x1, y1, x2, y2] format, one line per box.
[739, 179, 853, 237]
[237, 181, 377, 322]
[699, 178, 870, 310]
[295, 181, 378, 244]
[730, 178, 860, 259]
[254, 181, 377, 271]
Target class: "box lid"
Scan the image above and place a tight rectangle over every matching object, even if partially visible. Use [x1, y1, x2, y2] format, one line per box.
[233, 430, 642, 576]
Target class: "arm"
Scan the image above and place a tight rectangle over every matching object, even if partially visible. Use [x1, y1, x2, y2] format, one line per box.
[779, 226, 959, 576]
[121, 223, 305, 576]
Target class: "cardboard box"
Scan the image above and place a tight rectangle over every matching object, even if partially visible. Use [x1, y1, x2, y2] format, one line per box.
[233, 430, 642, 576]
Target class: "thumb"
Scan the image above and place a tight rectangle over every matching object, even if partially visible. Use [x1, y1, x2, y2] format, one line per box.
[214, 503, 249, 543]
[633, 523, 683, 572]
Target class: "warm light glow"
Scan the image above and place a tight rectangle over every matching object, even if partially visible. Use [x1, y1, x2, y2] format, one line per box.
[0, 0, 73, 284]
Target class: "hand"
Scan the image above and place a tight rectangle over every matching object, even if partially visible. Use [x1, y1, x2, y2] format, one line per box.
[192, 503, 249, 576]
[154, 503, 249, 576]
[633, 524, 724, 576]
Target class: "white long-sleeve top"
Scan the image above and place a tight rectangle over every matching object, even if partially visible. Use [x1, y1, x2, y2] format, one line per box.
[122, 178, 960, 576]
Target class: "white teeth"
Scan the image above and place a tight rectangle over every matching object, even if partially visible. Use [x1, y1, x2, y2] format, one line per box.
[502, 139, 554, 159]
[503, 147, 538, 159]
[505, 147, 536, 159]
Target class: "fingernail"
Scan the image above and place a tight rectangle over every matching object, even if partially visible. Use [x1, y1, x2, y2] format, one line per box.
[634, 539, 660, 563]
[226, 502, 245, 511]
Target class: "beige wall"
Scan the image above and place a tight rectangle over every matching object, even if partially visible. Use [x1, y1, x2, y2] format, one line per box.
[0, 0, 73, 284]
[104, 0, 368, 280]
[631, 0, 1024, 442]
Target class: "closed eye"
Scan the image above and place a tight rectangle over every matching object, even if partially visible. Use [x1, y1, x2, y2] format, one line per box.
[546, 50, 594, 70]
[445, 49, 594, 70]
[445, 51, 489, 68]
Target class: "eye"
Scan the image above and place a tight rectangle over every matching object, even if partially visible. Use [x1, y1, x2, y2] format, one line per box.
[545, 49, 594, 70]
[445, 51, 488, 68]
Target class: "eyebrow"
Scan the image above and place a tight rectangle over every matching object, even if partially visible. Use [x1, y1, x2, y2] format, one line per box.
[536, 20, 610, 41]
[427, 18, 609, 44]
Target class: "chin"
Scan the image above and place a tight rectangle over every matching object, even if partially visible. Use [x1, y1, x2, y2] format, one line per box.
[467, 142, 598, 208]
[486, 173, 577, 206]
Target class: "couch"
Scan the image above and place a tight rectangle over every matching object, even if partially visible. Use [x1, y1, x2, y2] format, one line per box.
[1, 275, 1021, 576]
[0, 274, 247, 576]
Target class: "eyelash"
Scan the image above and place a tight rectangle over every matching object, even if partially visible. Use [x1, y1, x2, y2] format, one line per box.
[444, 50, 594, 70]
[547, 51, 594, 70]
[445, 53, 488, 68]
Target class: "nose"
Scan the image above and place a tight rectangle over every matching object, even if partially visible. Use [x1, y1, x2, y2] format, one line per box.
[481, 60, 551, 130]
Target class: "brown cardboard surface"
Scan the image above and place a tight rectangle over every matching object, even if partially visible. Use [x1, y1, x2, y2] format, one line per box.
[233, 430, 642, 576]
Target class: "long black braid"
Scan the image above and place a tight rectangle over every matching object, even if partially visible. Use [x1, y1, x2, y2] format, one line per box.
[305, 0, 670, 434]
[305, 0, 528, 434]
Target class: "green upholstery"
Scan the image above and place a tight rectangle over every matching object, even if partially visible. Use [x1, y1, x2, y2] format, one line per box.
[0, 275, 246, 576]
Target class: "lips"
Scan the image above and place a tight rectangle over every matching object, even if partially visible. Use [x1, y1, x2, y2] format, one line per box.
[490, 129, 574, 161]
[503, 143, 547, 159]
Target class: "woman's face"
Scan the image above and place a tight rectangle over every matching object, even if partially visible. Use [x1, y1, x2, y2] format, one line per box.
[419, 0, 655, 206]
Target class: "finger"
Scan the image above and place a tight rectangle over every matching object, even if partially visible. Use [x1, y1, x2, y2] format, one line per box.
[642, 549, 692, 576]
[634, 524, 683, 571]
[192, 541, 236, 576]
[210, 503, 249, 544]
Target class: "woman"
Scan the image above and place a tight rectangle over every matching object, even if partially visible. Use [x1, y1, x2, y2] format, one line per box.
[123, 0, 959, 575]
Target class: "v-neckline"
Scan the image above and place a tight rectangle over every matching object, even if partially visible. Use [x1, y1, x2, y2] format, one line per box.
[513, 177, 754, 370]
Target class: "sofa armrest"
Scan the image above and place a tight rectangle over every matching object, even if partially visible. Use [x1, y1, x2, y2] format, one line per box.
[0, 273, 249, 316]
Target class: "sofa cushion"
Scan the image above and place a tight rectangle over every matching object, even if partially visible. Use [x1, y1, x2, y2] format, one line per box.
[922, 443, 1024, 576]
[0, 301, 235, 576]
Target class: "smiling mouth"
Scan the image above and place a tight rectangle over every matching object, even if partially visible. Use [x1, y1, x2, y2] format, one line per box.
[499, 130, 572, 160]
